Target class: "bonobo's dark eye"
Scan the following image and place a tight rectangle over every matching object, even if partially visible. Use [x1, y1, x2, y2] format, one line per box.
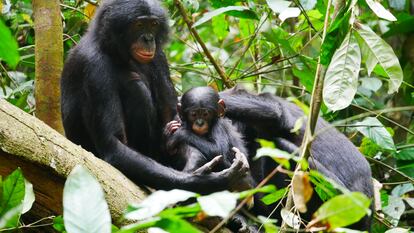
[135, 21, 143, 27]
[152, 21, 159, 26]
[190, 111, 196, 118]
[203, 110, 209, 117]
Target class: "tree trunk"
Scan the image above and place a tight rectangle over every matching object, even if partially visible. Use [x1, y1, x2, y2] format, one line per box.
[0, 99, 147, 226]
[32, 0, 64, 134]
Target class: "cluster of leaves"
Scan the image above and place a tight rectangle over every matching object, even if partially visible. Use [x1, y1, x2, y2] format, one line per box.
[0, 166, 373, 233]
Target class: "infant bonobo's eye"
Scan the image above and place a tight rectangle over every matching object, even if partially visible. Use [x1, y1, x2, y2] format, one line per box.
[152, 20, 159, 26]
[135, 21, 143, 27]
[190, 111, 197, 118]
[203, 109, 210, 118]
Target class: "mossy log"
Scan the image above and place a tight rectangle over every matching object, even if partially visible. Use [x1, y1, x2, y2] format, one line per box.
[0, 99, 147, 226]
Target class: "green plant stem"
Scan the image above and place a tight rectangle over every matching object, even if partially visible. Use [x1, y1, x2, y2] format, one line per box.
[280, 0, 333, 229]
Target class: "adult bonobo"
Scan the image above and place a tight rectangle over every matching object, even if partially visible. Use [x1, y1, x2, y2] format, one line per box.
[60, 0, 249, 193]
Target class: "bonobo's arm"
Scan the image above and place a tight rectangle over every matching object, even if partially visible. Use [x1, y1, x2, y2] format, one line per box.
[219, 88, 304, 142]
[81, 70, 248, 194]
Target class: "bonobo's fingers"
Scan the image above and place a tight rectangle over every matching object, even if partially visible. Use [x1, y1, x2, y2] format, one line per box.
[193, 155, 223, 175]
[163, 120, 181, 136]
[232, 147, 250, 169]
[219, 152, 248, 187]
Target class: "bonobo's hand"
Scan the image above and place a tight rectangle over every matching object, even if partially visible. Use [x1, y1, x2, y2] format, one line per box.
[163, 120, 181, 137]
[217, 148, 250, 187]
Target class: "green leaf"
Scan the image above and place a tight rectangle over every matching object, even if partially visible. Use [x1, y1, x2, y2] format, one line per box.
[323, 31, 361, 111]
[212, 14, 229, 40]
[279, 8, 301, 22]
[125, 189, 197, 220]
[365, 0, 397, 21]
[355, 23, 403, 94]
[385, 228, 410, 233]
[155, 217, 201, 233]
[382, 195, 405, 226]
[394, 148, 414, 160]
[354, 117, 396, 151]
[53, 216, 66, 232]
[309, 170, 339, 201]
[266, 0, 291, 13]
[0, 19, 20, 68]
[0, 205, 22, 229]
[63, 165, 111, 233]
[261, 188, 288, 205]
[21, 179, 35, 214]
[239, 185, 276, 199]
[0, 168, 25, 217]
[254, 147, 292, 169]
[313, 192, 371, 230]
[391, 183, 414, 197]
[193, 6, 255, 27]
[197, 191, 238, 218]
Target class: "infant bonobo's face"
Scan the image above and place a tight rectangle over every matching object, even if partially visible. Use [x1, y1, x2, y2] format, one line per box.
[179, 87, 225, 136]
[187, 107, 216, 136]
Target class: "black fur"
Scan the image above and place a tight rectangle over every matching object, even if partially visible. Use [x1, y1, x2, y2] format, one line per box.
[60, 0, 247, 193]
[220, 87, 374, 230]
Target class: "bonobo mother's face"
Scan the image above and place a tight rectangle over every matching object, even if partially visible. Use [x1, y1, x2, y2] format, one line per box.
[127, 16, 161, 63]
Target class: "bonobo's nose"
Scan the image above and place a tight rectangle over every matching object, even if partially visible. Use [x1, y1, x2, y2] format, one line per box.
[144, 34, 154, 41]
[195, 119, 204, 126]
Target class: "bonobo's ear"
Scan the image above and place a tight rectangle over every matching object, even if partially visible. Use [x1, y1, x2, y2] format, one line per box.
[218, 99, 226, 117]
[177, 103, 183, 118]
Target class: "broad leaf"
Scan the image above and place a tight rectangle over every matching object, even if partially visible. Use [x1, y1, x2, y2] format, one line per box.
[281, 208, 300, 229]
[0, 205, 22, 229]
[155, 217, 201, 233]
[355, 23, 403, 94]
[63, 165, 111, 233]
[385, 228, 410, 233]
[323, 31, 361, 111]
[0, 168, 25, 217]
[279, 8, 301, 22]
[21, 179, 35, 214]
[197, 191, 238, 218]
[193, 6, 254, 27]
[266, 0, 291, 13]
[354, 117, 396, 151]
[383, 195, 405, 226]
[365, 0, 397, 21]
[311, 192, 371, 230]
[292, 171, 313, 213]
[394, 148, 414, 160]
[125, 189, 196, 220]
[261, 187, 288, 205]
[0, 19, 20, 68]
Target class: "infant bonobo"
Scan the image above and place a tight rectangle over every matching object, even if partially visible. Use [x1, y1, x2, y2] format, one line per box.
[165, 86, 253, 191]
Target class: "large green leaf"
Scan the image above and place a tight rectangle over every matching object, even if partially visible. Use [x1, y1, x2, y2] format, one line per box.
[193, 6, 256, 27]
[197, 191, 238, 218]
[394, 148, 414, 160]
[365, 0, 396, 21]
[312, 192, 371, 230]
[125, 189, 196, 220]
[354, 117, 396, 151]
[323, 31, 361, 111]
[0, 205, 22, 229]
[266, 0, 291, 13]
[63, 165, 111, 233]
[0, 168, 25, 217]
[355, 23, 403, 94]
[0, 20, 20, 68]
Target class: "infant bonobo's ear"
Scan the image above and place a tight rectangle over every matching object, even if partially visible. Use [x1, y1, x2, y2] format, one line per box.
[218, 99, 226, 117]
[177, 103, 183, 118]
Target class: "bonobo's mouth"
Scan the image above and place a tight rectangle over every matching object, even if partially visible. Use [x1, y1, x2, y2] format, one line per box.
[135, 50, 155, 63]
[192, 124, 209, 136]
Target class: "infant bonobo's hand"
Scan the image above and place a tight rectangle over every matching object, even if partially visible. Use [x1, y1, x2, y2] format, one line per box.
[163, 120, 181, 137]
[193, 155, 223, 175]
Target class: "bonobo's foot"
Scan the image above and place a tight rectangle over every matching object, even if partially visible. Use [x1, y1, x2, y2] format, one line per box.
[163, 120, 181, 137]
[228, 214, 258, 233]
